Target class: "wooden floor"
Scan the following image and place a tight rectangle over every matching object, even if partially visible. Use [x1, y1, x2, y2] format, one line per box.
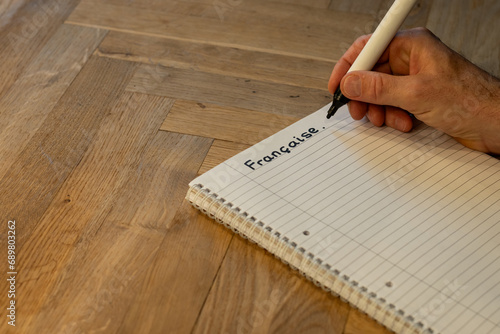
[1, 0, 499, 333]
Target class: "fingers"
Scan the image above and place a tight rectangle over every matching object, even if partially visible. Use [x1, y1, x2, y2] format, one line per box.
[329, 28, 431, 93]
[340, 71, 418, 110]
[348, 103, 413, 132]
[328, 58, 352, 94]
[328, 34, 372, 94]
[347, 100, 384, 126]
[385, 106, 413, 132]
[348, 100, 367, 120]
[366, 104, 386, 127]
[328, 27, 436, 134]
[342, 70, 416, 132]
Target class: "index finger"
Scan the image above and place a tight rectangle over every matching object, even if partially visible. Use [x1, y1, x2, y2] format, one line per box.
[328, 34, 371, 94]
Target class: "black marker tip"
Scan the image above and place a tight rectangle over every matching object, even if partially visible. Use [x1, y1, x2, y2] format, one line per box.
[327, 104, 340, 119]
[326, 108, 335, 119]
[326, 86, 350, 119]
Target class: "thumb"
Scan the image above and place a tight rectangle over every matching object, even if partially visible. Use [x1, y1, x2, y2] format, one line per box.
[340, 71, 415, 109]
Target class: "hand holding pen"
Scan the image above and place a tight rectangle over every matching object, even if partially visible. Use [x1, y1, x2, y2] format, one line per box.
[327, 0, 419, 118]
[328, 27, 500, 155]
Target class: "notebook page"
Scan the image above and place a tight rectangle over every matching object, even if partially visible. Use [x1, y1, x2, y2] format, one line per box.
[191, 104, 500, 333]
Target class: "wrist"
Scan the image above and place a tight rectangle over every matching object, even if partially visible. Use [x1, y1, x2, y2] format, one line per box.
[479, 96, 500, 155]
[459, 66, 500, 154]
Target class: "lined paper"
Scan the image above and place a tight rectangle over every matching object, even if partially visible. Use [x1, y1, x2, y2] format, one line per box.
[191, 104, 500, 333]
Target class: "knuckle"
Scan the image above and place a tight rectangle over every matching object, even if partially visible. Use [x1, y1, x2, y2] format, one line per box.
[370, 74, 386, 100]
[405, 27, 436, 43]
[409, 77, 428, 98]
[414, 27, 430, 34]
[354, 34, 371, 48]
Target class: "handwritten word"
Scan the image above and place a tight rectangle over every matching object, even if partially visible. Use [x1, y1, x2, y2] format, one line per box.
[244, 128, 319, 170]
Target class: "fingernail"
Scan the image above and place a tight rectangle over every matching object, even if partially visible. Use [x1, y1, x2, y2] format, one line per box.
[343, 74, 362, 98]
[395, 118, 407, 132]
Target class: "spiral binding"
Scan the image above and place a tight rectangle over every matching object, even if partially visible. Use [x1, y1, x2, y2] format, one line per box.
[186, 184, 435, 334]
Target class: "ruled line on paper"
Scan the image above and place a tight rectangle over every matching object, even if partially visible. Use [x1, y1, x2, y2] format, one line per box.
[192, 105, 500, 334]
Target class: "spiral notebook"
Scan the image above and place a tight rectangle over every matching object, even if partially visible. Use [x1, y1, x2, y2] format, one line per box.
[186, 104, 500, 334]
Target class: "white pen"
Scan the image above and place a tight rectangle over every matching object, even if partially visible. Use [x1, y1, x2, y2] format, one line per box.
[327, 0, 419, 119]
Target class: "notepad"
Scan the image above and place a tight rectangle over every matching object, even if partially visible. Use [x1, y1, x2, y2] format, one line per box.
[186, 104, 500, 334]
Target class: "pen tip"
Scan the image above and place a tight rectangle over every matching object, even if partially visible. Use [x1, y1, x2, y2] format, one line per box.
[327, 86, 350, 119]
[327, 105, 338, 119]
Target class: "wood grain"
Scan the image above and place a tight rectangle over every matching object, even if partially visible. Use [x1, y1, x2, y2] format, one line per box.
[400, 0, 432, 30]
[25, 131, 213, 334]
[161, 100, 300, 144]
[128, 65, 331, 118]
[0, 57, 138, 321]
[97, 31, 334, 90]
[0, 0, 81, 98]
[330, 0, 431, 34]
[329, 0, 386, 15]
[0, 24, 106, 182]
[1, 1, 498, 334]
[193, 234, 353, 334]
[270, 0, 331, 8]
[199, 140, 251, 175]
[18, 93, 175, 331]
[0, 57, 141, 334]
[99, 0, 332, 10]
[344, 309, 393, 334]
[67, 0, 374, 61]
[116, 198, 233, 334]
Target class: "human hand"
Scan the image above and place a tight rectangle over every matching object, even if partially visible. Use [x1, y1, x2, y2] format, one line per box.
[328, 27, 500, 154]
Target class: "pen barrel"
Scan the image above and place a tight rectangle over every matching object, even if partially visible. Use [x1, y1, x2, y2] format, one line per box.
[348, 0, 418, 73]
